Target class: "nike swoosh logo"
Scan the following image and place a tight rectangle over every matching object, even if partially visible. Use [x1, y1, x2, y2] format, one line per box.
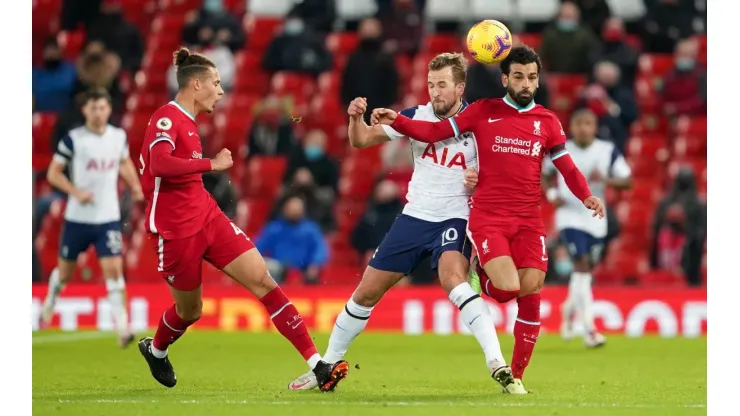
[289, 380, 311, 389]
[468, 315, 481, 326]
[441, 241, 456, 246]
[488, 118, 503, 123]
[291, 321, 303, 329]
[188, 131, 195, 136]
[541, 256, 549, 261]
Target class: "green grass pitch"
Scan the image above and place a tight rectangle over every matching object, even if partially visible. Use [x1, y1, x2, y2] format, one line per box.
[33, 331, 706, 415]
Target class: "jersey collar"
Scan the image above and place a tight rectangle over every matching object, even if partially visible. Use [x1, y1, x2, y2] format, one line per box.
[503, 94, 536, 112]
[169, 101, 196, 121]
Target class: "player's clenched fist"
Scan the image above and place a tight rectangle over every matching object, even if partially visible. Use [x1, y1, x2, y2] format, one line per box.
[464, 168, 478, 191]
[347, 97, 367, 119]
[583, 196, 605, 218]
[211, 148, 233, 171]
[73, 189, 94, 204]
[371, 108, 398, 126]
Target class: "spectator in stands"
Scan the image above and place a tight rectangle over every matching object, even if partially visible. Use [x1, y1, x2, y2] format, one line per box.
[378, 0, 424, 57]
[571, 0, 611, 36]
[51, 91, 86, 152]
[539, 1, 599, 74]
[32, 38, 78, 113]
[351, 180, 404, 265]
[86, 1, 144, 72]
[181, 0, 245, 52]
[661, 38, 707, 118]
[246, 96, 297, 158]
[203, 172, 238, 219]
[271, 167, 337, 233]
[284, 129, 340, 194]
[73, 42, 124, 117]
[60, 0, 102, 31]
[589, 17, 639, 87]
[257, 195, 328, 284]
[341, 18, 399, 124]
[167, 30, 236, 95]
[650, 167, 706, 286]
[642, 0, 696, 53]
[287, 0, 336, 36]
[578, 61, 638, 152]
[262, 14, 332, 76]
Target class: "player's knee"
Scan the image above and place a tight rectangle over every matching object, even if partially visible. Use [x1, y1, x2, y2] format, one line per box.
[519, 275, 544, 296]
[573, 256, 591, 272]
[490, 275, 520, 292]
[352, 288, 382, 308]
[439, 271, 467, 294]
[176, 300, 203, 322]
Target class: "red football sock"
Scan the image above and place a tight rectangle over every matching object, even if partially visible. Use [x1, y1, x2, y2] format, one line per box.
[152, 304, 197, 351]
[479, 267, 519, 303]
[511, 293, 541, 379]
[260, 287, 319, 362]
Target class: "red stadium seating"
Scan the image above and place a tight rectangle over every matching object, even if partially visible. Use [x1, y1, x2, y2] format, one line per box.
[326, 32, 359, 56]
[245, 16, 283, 52]
[638, 54, 674, 76]
[422, 34, 461, 54]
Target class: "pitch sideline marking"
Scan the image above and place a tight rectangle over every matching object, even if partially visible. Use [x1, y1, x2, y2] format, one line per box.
[46, 399, 706, 409]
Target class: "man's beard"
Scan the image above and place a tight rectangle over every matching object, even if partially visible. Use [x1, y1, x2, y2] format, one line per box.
[507, 86, 536, 107]
[433, 100, 456, 117]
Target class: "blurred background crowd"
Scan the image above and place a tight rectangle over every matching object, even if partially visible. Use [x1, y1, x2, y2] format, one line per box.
[32, 0, 707, 288]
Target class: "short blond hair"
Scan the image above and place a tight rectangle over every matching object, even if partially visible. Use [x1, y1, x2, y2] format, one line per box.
[428, 52, 468, 84]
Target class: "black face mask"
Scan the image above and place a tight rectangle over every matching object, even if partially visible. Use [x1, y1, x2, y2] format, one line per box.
[285, 217, 302, 225]
[43, 58, 62, 70]
[668, 220, 684, 233]
[102, 11, 123, 24]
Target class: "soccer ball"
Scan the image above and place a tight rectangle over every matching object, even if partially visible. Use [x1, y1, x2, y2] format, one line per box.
[466, 20, 513, 64]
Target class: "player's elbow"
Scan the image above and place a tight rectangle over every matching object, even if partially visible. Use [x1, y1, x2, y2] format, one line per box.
[348, 133, 368, 149]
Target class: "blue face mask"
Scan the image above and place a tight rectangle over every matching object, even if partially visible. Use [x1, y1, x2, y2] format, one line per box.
[557, 19, 579, 32]
[203, 0, 223, 13]
[284, 20, 305, 35]
[554, 259, 574, 277]
[304, 146, 324, 161]
[675, 58, 696, 71]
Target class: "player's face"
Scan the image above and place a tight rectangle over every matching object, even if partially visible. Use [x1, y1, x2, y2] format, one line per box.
[502, 63, 539, 108]
[571, 113, 597, 145]
[428, 68, 464, 117]
[82, 98, 112, 127]
[195, 68, 224, 113]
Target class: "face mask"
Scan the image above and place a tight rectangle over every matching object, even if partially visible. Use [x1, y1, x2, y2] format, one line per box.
[284, 20, 304, 35]
[554, 259, 574, 276]
[43, 58, 62, 70]
[675, 58, 696, 71]
[304, 146, 324, 161]
[602, 28, 623, 42]
[557, 19, 579, 32]
[359, 37, 382, 51]
[203, 0, 223, 13]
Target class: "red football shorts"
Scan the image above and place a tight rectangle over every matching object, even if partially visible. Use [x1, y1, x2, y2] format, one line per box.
[148, 213, 255, 291]
[466, 212, 549, 272]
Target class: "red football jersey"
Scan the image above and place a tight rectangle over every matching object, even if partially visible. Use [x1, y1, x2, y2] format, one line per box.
[139, 101, 219, 239]
[393, 97, 567, 218]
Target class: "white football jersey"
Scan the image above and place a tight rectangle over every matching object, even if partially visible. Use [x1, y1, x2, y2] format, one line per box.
[381, 101, 478, 222]
[53, 125, 129, 224]
[543, 138, 631, 238]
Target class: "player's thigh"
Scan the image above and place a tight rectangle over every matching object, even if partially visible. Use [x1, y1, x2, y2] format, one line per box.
[432, 218, 472, 294]
[511, 226, 549, 274]
[220, 248, 277, 299]
[560, 228, 592, 272]
[367, 215, 427, 278]
[94, 222, 124, 278]
[467, 227, 519, 290]
[148, 233, 205, 292]
[169, 285, 204, 321]
[57, 221, 92, 279]
[352, 265, 405, 307]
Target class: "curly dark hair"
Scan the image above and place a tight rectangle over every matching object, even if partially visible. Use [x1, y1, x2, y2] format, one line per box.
[500, 45, 542, 75]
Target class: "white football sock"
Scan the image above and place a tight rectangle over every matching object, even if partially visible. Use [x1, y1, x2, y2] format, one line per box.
[561, 274, 579, 326]
[150, 344, 168, 358]
[577, 272, 596, 334]
[105, 276, 130, 335]
[449, 282, 506, 368]
[323, 297, 373, 363]
[43, 268, 65, 312]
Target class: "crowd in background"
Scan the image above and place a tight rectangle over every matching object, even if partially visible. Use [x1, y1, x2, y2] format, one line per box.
[32, 0, 707, 286]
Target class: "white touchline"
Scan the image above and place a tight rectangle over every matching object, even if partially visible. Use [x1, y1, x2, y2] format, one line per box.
[45, 399, 706, 409]
[32, 332, 113, 345]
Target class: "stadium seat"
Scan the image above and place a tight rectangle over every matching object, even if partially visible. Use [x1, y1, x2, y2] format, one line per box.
[271, 72, 316, 97]
[634, 75, 662, 113]
[336, 0, 378, 20]
[244, 199, 273, 236]
[639, 270, 686, 287]
[675, 116, 707, 137]
[32, 112, 58, 156]
[159, 0, 202, 13]
[422, 34, 462, 54]
[623, 180, 663, 205]
[627, 134, 670, 161]
[150, 15, 186, 35]
[126, 92, 168, 114]
[606, 0, 648, 21]
[57, 30, 86, 60]
[630, 113, 669, 136]
[425, 0, 470, 21]
[517, 0, 559, 22]
[638, 54, 674, 76]
[672, 135, 706, 159]
[135, 69, 168, 92]
[516, 33, 542, 50]
[326, 32, 359, 57]
[470, 0, 515, 21]
[602, 251, 649, 282]
[318, 72, 341, 94]
[245, 156, 287, 199]
[547, 74, 587, 112]
[121, 111, 152, 153]
[244, 16, 283, 52]
[248, 0, 293, 16]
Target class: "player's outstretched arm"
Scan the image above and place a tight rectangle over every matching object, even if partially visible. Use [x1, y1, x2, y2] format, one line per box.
[347, 97, 391, 149]
[381, 111, 455, 144]
[551, 149, 605, 218]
